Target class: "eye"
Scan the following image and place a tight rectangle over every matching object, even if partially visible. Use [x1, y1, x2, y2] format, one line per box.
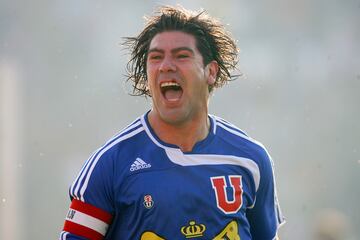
[176, 50, 192, 59]
[148, 53, 163, 60]
[150, 55, 161, 60]
[177, 54, 189, 59]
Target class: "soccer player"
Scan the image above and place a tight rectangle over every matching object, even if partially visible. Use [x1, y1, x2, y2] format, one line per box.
[60, 5, 285, 240]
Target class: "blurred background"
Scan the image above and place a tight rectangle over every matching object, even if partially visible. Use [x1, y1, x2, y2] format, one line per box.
[1, 0, 359, 239]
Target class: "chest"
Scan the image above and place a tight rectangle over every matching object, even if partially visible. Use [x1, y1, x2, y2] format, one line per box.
[114, 162, 255, 239]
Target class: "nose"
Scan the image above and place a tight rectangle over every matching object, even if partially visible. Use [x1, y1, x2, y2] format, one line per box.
[159, 56, 176, 72]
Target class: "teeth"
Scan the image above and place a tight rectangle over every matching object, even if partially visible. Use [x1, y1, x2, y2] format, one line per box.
[160, 82, 180, 88]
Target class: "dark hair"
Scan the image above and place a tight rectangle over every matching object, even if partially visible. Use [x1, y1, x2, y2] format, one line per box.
[123, 5, 239, 96]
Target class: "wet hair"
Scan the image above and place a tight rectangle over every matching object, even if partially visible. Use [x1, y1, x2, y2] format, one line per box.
[123, 5, 239, 96]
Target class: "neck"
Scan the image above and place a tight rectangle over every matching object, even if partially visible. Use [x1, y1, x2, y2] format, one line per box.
[148, 111, 210, 152]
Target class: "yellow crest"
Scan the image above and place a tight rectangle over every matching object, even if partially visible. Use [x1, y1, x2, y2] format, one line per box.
[213, 221, 240, 240]
[140, 231, 165, 240]
[181, 220, 206, 238]
[140, 220, 240, 240]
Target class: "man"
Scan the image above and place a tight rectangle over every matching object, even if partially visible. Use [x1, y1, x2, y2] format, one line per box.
[60, 5, 284, 240]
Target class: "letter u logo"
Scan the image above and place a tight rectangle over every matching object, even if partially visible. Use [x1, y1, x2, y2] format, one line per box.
[211, 175, 243, 214]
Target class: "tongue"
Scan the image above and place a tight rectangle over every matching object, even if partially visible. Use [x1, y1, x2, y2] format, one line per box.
[164, 89, 182, 101]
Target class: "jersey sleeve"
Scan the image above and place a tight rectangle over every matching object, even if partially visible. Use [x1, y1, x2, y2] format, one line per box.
[246, 149, 285, 240]
[60, 148, 115, 240]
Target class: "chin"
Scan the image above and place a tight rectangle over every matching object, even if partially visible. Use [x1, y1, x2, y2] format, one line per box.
[159, 109, 190, 125]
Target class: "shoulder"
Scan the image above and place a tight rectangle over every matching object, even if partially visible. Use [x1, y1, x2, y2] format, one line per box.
[211, 115, 270, 157]
[80, 117, 146, 177]
[69, 117, 147, 201]
[96, 117, 145, 160]
[210, 115, 274, 172]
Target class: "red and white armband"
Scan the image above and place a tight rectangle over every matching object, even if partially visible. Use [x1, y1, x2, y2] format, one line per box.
[63, 199, 113, 240]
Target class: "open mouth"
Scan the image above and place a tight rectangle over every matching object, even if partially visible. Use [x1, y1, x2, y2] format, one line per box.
[160, 82, 183, 102]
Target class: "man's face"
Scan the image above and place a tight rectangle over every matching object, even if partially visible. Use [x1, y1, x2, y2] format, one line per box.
[146, 31, 218, 125]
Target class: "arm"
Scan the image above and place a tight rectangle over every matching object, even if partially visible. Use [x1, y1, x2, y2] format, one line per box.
[246, 149, 285, 240]
[61, 199, 113, 240]
[60, 150, 115, 240]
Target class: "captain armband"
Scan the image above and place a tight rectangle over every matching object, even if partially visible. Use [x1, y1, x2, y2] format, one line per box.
[63, 199, 113, 240]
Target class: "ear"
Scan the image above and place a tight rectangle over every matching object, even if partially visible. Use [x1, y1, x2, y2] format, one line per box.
[206, 61, 219, 86]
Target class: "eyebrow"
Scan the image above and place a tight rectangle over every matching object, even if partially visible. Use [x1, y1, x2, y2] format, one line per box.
[148, 47, 195, 55]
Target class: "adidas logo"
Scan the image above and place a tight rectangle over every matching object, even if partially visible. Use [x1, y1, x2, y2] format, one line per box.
[130, 158, 151, 172]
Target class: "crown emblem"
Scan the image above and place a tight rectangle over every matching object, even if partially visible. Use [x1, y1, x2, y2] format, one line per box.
[181, 220, 206, 238]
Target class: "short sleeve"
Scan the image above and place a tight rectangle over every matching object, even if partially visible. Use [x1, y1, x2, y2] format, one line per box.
[61, 149, 115, 240]
[246, 150, 285, 240]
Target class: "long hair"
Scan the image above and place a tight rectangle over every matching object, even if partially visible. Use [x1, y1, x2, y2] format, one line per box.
[123, 5, 239, 96]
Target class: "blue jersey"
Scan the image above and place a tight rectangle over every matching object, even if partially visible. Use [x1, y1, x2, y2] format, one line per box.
[60, 112, 284, 240]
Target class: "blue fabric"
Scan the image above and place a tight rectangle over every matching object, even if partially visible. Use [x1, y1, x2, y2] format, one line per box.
[61, 113, 284, 240]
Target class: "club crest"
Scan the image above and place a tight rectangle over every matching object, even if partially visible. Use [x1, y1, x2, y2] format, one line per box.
[143, 194, 154, 209]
